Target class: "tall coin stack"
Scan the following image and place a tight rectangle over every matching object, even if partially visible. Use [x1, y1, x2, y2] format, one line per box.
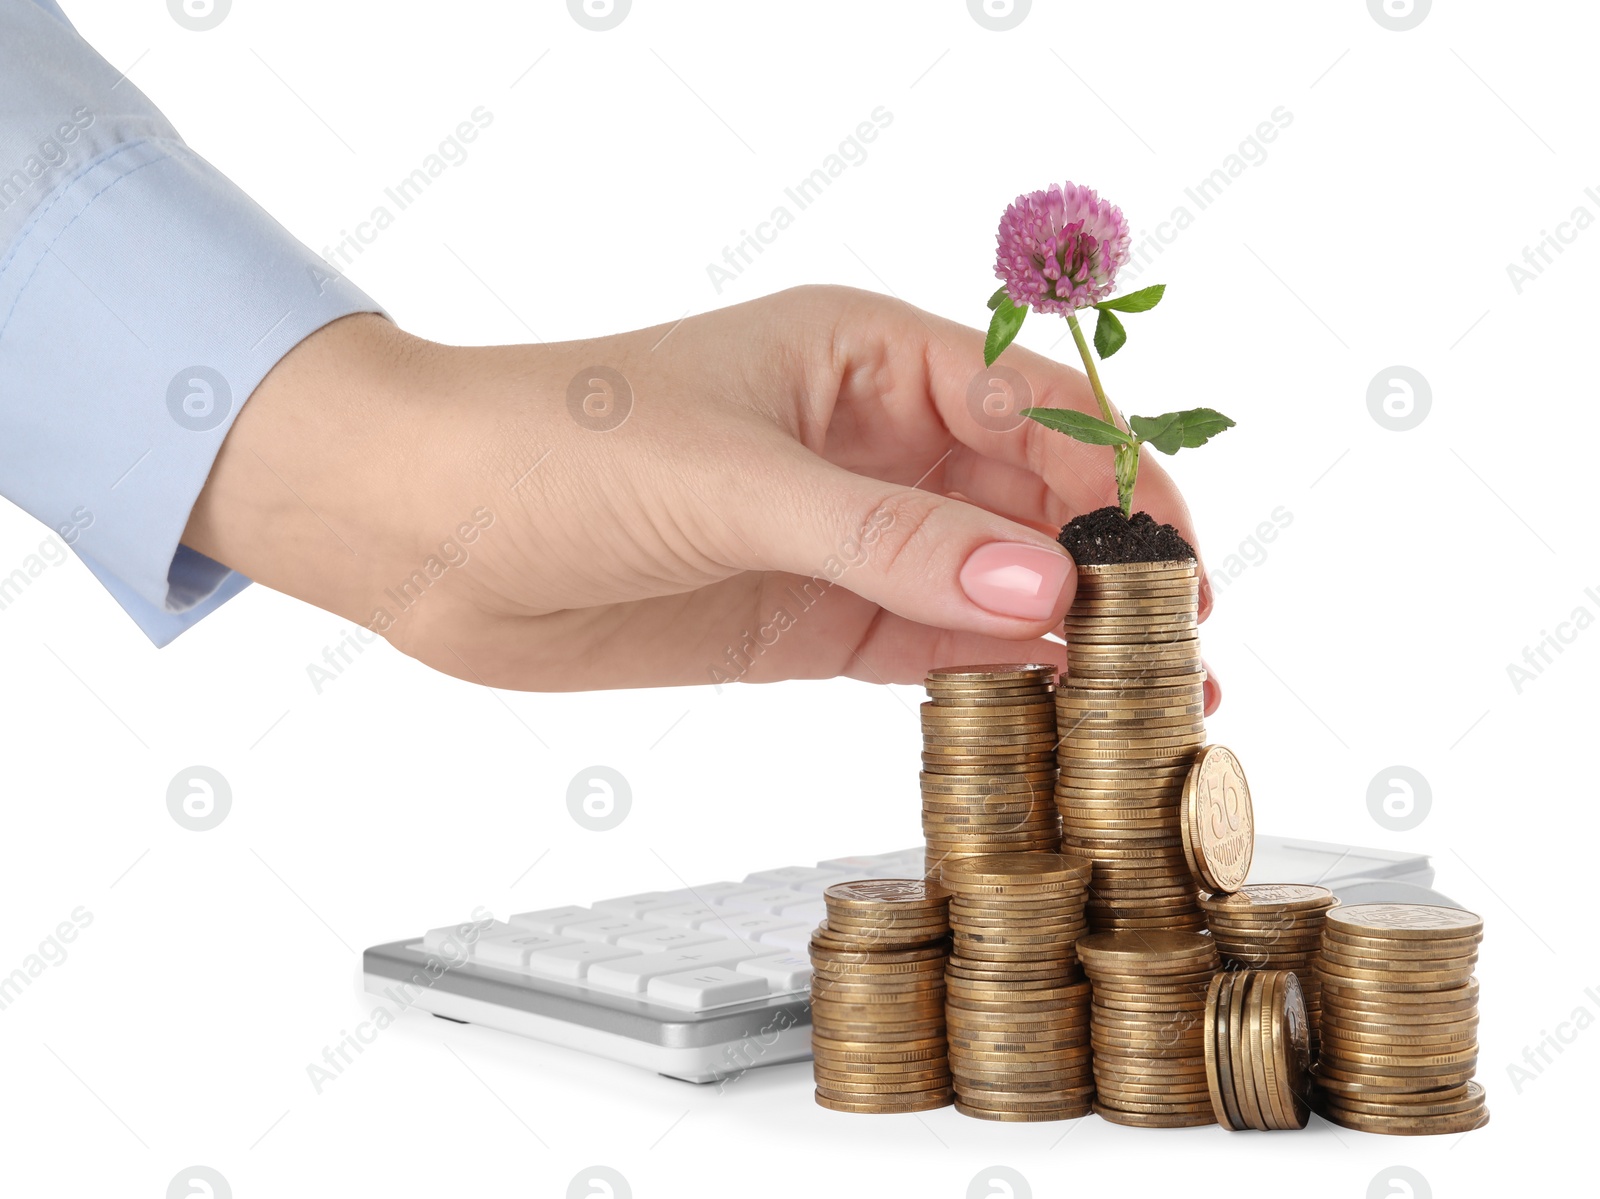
[1055, 559, 1207, 932]
[1200, 884, 1336, 1058]
[809, 880, 953, 1114]
[1078, 931, 1221, 1127]
[922, 665, 1061, 880]
[1314, 903, 1490, 1134]
[939, 853, 1094, 1121]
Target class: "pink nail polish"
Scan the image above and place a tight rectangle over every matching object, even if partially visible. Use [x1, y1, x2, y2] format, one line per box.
[959, 542, 1073, 621]
[1204, 664, 1222, 714]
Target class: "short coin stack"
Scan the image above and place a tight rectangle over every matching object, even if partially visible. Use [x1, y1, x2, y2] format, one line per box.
[1314, 903, 1489, 1134]
[922, 665, 1060, 880]
[1055, 559, 1207, 932]
[1078, 930, 1221, 1127]
[939, 854, 1094, 1121]
[809, 880, 953, 1113]
[1203, 968, 1313, 1130]
[1200, 884, 1337, 1058]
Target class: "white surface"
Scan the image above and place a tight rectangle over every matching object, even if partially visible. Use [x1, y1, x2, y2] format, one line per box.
[1, 1, 1593, 1196]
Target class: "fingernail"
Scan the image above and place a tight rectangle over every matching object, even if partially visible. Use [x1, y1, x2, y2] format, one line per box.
[1203, 663, 1222, 715]
[1198, 571, 1214, 622]
[959, 542, 1073, 621]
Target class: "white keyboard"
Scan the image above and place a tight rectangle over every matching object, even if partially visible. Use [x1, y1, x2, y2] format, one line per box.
[362, 834, 1450, 1083]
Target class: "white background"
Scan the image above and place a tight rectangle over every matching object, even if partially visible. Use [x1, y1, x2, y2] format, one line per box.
[1, 1, 1594, 1196]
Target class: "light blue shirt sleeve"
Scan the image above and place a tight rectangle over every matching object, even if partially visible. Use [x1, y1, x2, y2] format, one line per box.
[0, 0, 385, 645]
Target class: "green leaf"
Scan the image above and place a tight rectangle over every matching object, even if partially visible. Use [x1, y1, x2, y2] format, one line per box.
[1093, 307, 1127, 358]
[984, 293, 1026, 366]
[1096, 284, 1166, 314]
[986, 286, 1009, 312]
[1021, 407, 1133, 447]
[1128, 408, 1236, 455]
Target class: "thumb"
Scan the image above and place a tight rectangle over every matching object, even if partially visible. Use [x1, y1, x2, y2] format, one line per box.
[722, 449, 1077, 638]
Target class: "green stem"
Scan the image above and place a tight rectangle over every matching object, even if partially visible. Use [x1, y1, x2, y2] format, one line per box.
[1065, 310, 1123, 432]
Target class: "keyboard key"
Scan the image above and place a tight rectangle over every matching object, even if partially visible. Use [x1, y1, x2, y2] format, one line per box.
[586, 943, 757, 993]
[736, 954, 812, 992]
[648, 966, 768, 1009]
[743, 866, 851, 890]
[522, 942, 637, 981]
[615, 927, 721, 952]
[587, 891, 667, 915]
[772, 899, 825, 923]
[506, 905, 599, 934]
[600, 884, 760, 917]
[422, 918, 513, 957]
[644, 903, 723, 928]
[474, 933, 580, 969]
[700, 913, 807, 943]
[815, 849, 922, 878]
[756, 925, 815, 953]
[678, 882, 771, 901]
[714, 887, 814, 914]
[561, 917, 665, 944]
[815, 853, 904, 871]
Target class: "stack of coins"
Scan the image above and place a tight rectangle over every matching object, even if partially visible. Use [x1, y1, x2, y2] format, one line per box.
[1203, 968, 1313, 1130]
[922, 665, 1061, 879]
[1078, 930, 1220, 1127]
[1314, 903, 1490, 1134]
[1200, 884, 1336, 1058]
[1055, 559, 1207, 931]
[809, 880, 953, 1113]
[939, 854, 1094, 1120]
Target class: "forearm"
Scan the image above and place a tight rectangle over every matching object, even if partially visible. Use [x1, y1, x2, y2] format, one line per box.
[181, 314, 432, 628]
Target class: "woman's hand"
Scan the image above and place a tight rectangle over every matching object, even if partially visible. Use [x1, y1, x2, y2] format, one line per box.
[182, 285, 1216, 706]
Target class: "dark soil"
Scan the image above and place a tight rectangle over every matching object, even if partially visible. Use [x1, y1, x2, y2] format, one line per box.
[1058, 507, 1196, 565]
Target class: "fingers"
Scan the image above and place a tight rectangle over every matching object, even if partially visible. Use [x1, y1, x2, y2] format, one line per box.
[826, 292, 1210, 613]
[1203, 660, 1222, 716]
[712, 444, 1077, 640]
[844, 610, 1069, 685]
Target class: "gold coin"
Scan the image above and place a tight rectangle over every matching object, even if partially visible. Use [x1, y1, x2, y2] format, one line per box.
[1324, 903, 1483, 940]
[1077, 930, 1215, 963]
[953, 1101, 1091, 1122]
[1321, 1096, 1489, 1135]
[1321, 930, 1480, 956]
[926, 662, 1058, 679]
[1178, 745, 1254, 894]
[1325, 1080, 1484, 1117]
[1200, 883, 1335, 914]
[809, 942, 947, 964]
[813, 1088, 953, 1114]
[1318, 947, 1476, 975]
[939, 852, 1091, 889]
[813, 1071, 953, 1095]
[1213, 971, 1246, 1131]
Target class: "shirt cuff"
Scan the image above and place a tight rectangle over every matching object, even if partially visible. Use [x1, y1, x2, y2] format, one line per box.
[0, 136, 384, 646]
